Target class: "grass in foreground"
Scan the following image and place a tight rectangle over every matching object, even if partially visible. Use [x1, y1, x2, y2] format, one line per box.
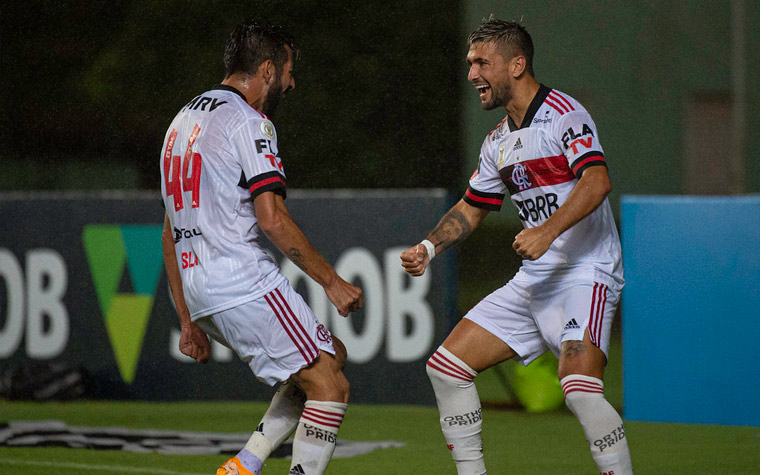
[1, 400, 759, 474]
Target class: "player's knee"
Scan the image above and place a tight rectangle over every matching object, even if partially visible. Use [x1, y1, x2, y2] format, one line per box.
[300, 352, 349, 403]
[426, 347, 476, 388]
[335, 371, 349, 403]
[426, 355, 444, 383]
[561, 374, 605, 415]
[332, 336, 347, 370]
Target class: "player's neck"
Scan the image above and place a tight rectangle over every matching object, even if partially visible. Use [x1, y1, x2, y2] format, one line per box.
[221, 74, 267, 111]
[504, 78, 540, 128]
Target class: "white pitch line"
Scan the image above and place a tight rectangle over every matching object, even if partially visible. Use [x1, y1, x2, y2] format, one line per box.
[0, 458, 209, 475]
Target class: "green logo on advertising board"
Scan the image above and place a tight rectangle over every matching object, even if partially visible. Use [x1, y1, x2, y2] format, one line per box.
[82, 225, 163, 383]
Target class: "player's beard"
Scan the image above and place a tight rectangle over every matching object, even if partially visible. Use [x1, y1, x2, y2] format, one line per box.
[261, 74, 283, 117]
[482, 80, 511, 110]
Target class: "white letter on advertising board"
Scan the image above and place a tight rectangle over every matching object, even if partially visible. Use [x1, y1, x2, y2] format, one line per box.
[25, 249, 69, 358]
[384, 247, 433, 362]
[330, 248, 384, 364]
[0, 249, 25, 358]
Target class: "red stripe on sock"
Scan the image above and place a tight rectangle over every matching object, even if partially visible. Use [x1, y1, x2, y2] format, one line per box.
[562, 380, 604, 396]
[301, 413, 342, 429]
[432, 351, 475, 380]
[427, 360, 473, 382]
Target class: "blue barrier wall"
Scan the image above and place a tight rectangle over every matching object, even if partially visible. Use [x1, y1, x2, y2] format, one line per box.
[621, 195, 760, 426]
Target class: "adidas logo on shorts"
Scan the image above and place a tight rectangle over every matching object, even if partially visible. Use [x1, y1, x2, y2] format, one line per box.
[564, 318, 580, 330]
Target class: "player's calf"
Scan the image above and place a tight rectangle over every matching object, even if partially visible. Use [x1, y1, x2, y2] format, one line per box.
[289, 400, 346, 474]
[289, 350, 350, 474]
[561, 374, 633, 475]
[426, 346, 486, 475]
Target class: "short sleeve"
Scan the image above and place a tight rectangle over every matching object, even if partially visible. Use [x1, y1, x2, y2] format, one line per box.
[232, 117, 286, 199]
[556, 110, 606, 178]
[463, 140, 506, 211]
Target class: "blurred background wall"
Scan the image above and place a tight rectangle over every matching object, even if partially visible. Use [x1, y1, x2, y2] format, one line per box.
[464, 1, 760, 219]
[4, 1, 757, 198]
[2, 0, 759, 309]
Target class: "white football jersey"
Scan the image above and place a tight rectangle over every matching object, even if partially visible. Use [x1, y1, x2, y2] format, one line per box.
[465, 85, 623, 285]
[160, 85, 287, 319]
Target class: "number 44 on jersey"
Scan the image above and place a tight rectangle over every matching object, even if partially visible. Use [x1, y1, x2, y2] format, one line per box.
[163, 124, 202, 211]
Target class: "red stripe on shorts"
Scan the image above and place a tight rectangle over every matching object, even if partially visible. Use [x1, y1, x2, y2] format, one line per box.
[265, 293, 310, 362]
[589, 283, 599, 346]
[275, 288, 318, 355]
[270, 290, 316, 361]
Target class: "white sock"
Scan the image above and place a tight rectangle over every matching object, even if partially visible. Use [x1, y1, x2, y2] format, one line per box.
[290, 400, 346, 475]
[427, 346, 486, 475]
[562, 375, 633, 475]
[237, 380, 306, 474]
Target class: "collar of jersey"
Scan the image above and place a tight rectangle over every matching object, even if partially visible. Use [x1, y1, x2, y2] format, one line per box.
[211, 84, 248, 103]
[508, 83, 552, 132]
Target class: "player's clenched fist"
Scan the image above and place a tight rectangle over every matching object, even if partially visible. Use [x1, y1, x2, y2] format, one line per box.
[325, 277, 363, 317]
[400, 243, 430, 277]
[179, 322, 211, 364]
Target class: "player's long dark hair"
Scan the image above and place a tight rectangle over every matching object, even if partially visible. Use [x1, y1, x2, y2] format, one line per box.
[223, 19, 296, 78]
[468, 16, 534, 77]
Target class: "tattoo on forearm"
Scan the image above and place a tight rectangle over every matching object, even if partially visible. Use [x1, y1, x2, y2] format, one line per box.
[287, 248, 306, 271]
[430, 209, 472, 252]
[562, 341, 587, 359]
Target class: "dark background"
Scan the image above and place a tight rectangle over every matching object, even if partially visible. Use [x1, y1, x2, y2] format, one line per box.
[2, 1, 759, 314]
[0, 1, 462, 191]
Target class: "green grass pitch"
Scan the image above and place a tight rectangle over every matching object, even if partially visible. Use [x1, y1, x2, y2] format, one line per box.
[1, 343, 759, 473]
[1, 400, 759, 474]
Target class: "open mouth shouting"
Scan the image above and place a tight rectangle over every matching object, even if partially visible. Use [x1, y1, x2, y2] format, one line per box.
[475, 83, 491, 99]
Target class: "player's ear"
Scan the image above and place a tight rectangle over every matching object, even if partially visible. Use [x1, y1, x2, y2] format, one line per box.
[511, 55, 527, 78]
[258, 59, 274, 83]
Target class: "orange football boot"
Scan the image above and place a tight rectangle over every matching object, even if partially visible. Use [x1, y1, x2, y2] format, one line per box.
[216, 456, 256, 475]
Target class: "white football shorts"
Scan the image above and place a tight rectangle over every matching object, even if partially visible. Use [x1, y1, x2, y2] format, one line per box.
[464, 266, 620, 366]
[196, 280, 335, 386]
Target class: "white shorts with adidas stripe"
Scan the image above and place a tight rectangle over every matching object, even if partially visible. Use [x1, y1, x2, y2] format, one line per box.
[196, 279, 335, 386]
[464, 265, 620, 366]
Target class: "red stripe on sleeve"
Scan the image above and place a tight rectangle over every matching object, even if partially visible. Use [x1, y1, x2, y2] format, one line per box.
[572, 155, 605, 175]
[249, 176, 285, 193]
[544, 97, 565, 115]
[465, 189, 503, 206]
[550, 91, 575, 112]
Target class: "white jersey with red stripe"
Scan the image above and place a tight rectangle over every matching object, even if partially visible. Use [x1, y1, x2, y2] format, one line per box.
[160, 85, 288, 319]
[465, 84, 623, 286]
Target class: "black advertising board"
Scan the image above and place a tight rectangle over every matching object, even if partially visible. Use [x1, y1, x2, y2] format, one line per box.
[0, 190, 456, 404]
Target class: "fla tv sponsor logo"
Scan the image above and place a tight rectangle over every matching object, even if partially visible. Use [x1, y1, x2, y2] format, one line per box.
[82, 225, 163, 383]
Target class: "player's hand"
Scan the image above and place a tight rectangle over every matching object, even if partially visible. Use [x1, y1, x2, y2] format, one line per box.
[179, 322, 211, 364]
[325, 277, 363, 317]
[400, 244, 430, 276]
[512, 226, 555, 261]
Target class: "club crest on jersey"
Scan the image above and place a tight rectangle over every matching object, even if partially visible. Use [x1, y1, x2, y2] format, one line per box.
[511, 163, 531, 191]
[260, 120, 275, 139]
[316, 324, 332, 343]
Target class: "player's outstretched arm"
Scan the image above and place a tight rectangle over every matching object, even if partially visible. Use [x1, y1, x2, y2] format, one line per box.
[254, 192, 363, 317]
[513, 166, 612, 260]
[400, 199, 489, 276]
[161, 214, 210, 364]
